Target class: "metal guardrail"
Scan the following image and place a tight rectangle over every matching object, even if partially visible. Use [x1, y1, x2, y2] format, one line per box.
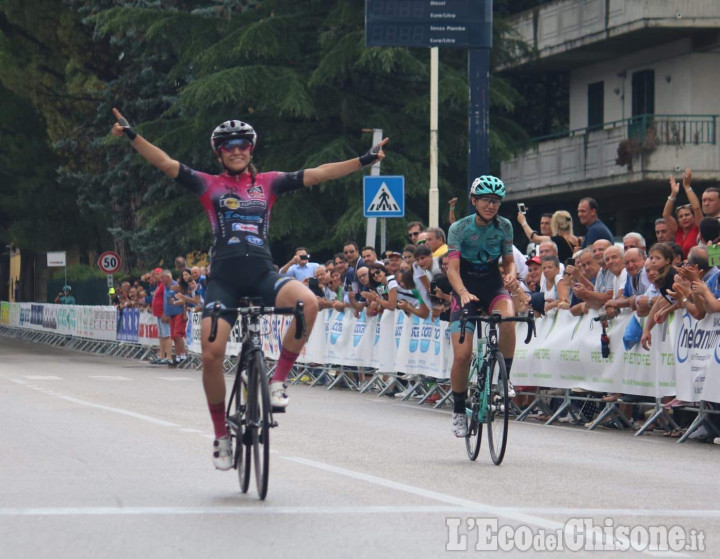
[531, 114, 718, 146]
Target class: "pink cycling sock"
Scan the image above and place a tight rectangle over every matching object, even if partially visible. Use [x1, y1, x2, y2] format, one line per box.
[208, 401, 228, 439]
[272, 348, 300, 384]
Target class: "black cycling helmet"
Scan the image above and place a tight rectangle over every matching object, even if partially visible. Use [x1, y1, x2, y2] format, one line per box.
[470, 175, 506, 198]
[210, 120, 257, 153]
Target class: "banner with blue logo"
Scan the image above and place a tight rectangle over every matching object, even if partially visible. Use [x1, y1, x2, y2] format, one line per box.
[117, 308, 140, 343]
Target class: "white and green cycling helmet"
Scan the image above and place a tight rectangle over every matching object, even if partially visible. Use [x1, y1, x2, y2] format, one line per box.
[470, 175, 506, 198]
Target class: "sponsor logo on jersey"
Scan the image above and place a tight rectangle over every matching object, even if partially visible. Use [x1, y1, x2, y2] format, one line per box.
[237, 199, 266, 209]
[227, 236, 241, 245]
[246, 235, 264, 247]
[222, 212, 263, 222]
[247, 185, 265, 199]
[219, 196, 241, 210]
[232, 223, 259, 234]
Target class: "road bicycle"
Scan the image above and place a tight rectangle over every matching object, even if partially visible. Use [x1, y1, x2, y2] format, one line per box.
[208, 298, 305, 500]
[458, 310, 535, 465]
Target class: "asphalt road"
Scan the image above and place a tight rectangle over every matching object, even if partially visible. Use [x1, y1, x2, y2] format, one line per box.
[0, 335, 717, 558]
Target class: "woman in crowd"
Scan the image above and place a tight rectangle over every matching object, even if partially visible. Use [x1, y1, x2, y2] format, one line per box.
[362, 263, 397, 312]
[662, 169, 702, 258]
[395, 269, 430, 319]
[540, 255, 569, 312]
[517, 210, 578, 264]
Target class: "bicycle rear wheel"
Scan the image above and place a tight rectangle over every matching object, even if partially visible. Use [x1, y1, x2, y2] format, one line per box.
[486, 352, 509, 465]
[465, 386, 483, 461]
[249, 352, 271, 500]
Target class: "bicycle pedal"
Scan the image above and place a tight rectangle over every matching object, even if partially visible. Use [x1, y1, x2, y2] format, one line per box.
[271, 406, 286, 414]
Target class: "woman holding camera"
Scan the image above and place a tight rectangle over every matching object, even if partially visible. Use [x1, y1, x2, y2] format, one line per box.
[517, 209, 578, 263]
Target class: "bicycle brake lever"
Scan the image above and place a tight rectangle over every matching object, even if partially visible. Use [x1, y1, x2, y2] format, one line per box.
[458, 308, 469, 344]
[524, 318, 536, 344]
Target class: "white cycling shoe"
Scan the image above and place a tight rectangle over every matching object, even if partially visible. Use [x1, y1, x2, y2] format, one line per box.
[452, 412, 468, 438]
[270, 381, 289, 408]
[212, 437, 232, 471]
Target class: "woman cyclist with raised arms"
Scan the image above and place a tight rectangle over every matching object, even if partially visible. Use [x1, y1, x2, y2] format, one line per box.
[446, 176, 517, 438]
[110, 108, 388, 470]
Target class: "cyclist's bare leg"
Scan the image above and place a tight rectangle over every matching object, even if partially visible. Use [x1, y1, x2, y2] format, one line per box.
[273, 280, 319, 383]
[489, 298, 516, 360]
[200, 316, 232, 406]
[450, 331, 474, 393]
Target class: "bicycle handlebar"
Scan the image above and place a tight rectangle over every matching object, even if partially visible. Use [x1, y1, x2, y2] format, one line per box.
[207, 299, 306, 343]
[458, 310, 536, 345]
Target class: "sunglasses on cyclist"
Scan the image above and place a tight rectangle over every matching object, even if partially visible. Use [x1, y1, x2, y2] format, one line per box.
[219, 139, 254, 153]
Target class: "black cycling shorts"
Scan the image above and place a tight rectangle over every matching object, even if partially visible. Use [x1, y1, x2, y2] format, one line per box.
[202, 257, 293, 325]
[448, 271, 511, 334]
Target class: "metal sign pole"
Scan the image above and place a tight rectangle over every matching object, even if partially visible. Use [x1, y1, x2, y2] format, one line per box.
[365, 128, 383, 249]
[467, 47, 490, 213]
[429, 47, 439, 228]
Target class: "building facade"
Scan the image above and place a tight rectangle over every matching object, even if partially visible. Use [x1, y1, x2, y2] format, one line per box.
[500, 0, 720, 237]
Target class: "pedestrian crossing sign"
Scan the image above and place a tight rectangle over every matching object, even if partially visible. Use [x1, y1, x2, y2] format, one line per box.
[363, 175, 405, 218]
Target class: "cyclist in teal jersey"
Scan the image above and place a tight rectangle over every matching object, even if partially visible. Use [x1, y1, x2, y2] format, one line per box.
[446, 175, 517, 437]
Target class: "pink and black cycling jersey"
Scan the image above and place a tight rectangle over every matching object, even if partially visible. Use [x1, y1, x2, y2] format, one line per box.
[175, 164, 304, 261]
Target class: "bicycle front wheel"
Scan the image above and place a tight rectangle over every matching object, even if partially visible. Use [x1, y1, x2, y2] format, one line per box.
[486, 352, 509, 465]
[237, 366, 252, 494]
[249, 352, 271, 500]
[465, 386, 483, 461]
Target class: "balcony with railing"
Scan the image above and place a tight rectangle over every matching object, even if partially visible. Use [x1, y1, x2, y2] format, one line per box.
[501, 114, 719, 200]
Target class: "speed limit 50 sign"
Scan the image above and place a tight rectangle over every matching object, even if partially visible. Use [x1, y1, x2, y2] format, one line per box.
[98, 251, 121, 274]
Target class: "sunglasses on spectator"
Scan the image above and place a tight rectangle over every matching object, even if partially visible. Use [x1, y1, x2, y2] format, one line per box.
[408, 231, 420, 238]
[219, 139, 254, 153]
[343, 249, 356, 254]
[371, 270, 383, 277]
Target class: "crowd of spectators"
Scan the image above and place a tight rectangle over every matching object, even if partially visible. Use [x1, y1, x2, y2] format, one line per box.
[510, 168, 720, 440]
[88, 168, 720, 434]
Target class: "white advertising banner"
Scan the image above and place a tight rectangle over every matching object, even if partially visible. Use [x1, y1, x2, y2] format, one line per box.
[674, 311, 720, 403]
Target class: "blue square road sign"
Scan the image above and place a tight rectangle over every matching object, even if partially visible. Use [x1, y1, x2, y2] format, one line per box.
[363, 176, 405, 218]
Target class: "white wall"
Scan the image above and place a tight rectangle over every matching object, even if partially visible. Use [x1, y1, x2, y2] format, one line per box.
[567, 38, 720, 130]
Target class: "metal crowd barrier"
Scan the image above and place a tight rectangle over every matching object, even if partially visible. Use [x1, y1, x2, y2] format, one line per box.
[2, 322, 718, 443]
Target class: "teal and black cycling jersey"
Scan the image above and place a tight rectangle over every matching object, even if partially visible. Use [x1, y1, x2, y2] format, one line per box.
[447, 214, 514, 278]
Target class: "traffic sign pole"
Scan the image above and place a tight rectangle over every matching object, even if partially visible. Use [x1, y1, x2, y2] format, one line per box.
[429, 47, 439, 228]
[468, 48, 490, 213]
[365, 128, 383, 250]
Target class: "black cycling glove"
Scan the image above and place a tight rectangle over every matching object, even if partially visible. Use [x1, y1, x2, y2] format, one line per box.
[118, 116, 137, 141]
[359, 143, 382, 167]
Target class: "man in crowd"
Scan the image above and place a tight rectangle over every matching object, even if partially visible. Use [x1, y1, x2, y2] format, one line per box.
[412, 244, 435, 311]
[151, 268, 172, 365]
[538, 240, 563, 290]
[654, 218, 672, 243]
[622, 232, 646, 254]
[190, 266, 207, 299]
[161, 269, 187, 365]
[425, 227, 448, 258]
[407, 221, 425, 245]
[280, 247, 319, 282]
[701, 187, 720, 220]
[601, 245, 628, 317]
[571, 239, 613, 311]
[343, 240, 363, 270]
[568, 248, 601, 316]
[361, 246, 378, 267]
[540, 213, 553, 236]
[175, 256, 187, 277]
[524, 255, 542, 292]
[386, 251, 403, 276]
[605, 247, 648, 314]
[578, 197, 614, 248]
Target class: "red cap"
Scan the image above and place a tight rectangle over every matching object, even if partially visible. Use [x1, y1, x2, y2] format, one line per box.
[154, 267, 163, 274]
[526, 256, 541, 265]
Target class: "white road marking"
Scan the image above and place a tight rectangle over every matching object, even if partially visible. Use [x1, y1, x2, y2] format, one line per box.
[24, 376, 62, 380]
[159, 377, 193, 382]
[0, 374, 697, 556]
[89, 375, 131, 380]
[282, 456, 690, 558]
[178, 428, 203, 433]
